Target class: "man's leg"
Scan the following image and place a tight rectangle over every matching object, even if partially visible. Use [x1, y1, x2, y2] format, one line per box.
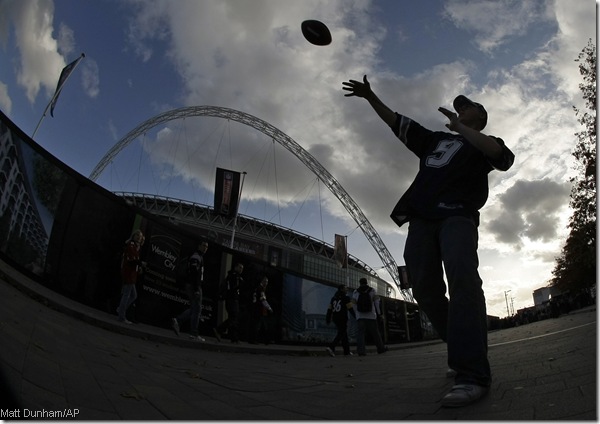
[440, 216, 491, 387]
[177, 284, 193, 325]
[117, 285, 133, 320]
[227, 300, 240, 342]
[404, 218, 449, 341]
[339, 321, 350, 355]
[190, 289, 202, 337]
[356, 319, 367, 355]
[118, 284, 137, 321]
[366, 319, 385, 353]
[330, 323, 342, 351]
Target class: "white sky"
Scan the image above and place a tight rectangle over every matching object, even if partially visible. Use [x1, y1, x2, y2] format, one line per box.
[0, 0, 595, 317]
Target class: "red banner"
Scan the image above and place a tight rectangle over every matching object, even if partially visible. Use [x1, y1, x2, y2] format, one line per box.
[214, 167, 241, 217]
[333, 234, 348, 268]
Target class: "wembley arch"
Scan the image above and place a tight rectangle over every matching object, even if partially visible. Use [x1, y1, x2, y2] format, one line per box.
[89, 106, 411, 300]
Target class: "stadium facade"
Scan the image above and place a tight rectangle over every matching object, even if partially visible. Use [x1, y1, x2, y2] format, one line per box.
[0, 110, 428, 346]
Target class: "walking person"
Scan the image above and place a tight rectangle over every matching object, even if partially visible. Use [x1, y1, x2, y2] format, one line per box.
[325, 284, 355, 356]
[171, 240, 209, 342]
[352, 278, 386, 356]
[117, 229, 145, 324]
[252, 276, 274, 345]
[342, 75, 514, 407]
[214, 263, 244, 343]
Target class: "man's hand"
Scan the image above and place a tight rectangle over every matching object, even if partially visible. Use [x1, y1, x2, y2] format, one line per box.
[343, 75, 396, 127]
[439, 107, 505, 160]
[342, 75, 372, 98]
[438, 107, 463, 133]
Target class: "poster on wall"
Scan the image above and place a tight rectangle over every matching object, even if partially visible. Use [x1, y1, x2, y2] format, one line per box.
[0, 116, 66, 274]
[280, 273, 357, 344]
[381, 298, 409, 342]
[140, 225, 184, 302]
[136, 220, 219, 326]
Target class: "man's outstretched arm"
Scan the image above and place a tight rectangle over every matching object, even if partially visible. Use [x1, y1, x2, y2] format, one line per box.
[343, 75, 396, 128]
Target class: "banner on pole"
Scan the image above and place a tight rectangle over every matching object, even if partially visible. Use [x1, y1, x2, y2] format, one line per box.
[333, 234, 348, 268]
[398, 265, 411, 290]
[50, 53, 85, 117]
[214, 167, 241, 217]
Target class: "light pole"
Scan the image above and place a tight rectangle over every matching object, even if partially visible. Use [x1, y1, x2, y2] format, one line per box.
[504, 290, 511, 317]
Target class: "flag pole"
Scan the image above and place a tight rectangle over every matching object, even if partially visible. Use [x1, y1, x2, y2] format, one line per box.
[345, 235, 349, 286]
[32, 53, 85, 139]
[230, 171, 247, 248]
[31, 99, 52, 140]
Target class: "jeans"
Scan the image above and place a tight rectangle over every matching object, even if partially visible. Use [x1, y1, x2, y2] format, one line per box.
[177, 284, 203, 336]
[117, 284, 137, 320]
[217, 299, 240, 342]
[356, 319, 385, 355]
[404, 216, 491, 387]
[329, 319, 350, 354]
[254, 315, 271, 344]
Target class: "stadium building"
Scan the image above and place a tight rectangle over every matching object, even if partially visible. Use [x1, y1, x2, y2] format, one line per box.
[0, 108, 427, 347]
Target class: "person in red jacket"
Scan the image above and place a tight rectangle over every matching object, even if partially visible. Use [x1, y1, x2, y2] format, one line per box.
[251, 276, 274, 345]
[117, 229, 145, 324]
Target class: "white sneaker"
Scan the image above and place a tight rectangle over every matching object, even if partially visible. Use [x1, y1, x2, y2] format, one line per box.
[441, 384, 488, 407]
[446, 368, 458, 378]
[171, 318, 180, 336]
[189, 335, 205, 342]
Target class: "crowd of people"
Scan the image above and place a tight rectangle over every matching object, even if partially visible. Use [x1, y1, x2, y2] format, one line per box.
[115, 233, 278, 345]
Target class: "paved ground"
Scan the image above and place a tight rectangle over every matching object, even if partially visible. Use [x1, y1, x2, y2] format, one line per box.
[0, 259, 596, 420]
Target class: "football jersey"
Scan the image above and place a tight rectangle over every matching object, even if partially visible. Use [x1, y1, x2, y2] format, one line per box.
[329, 293, 352, 322]
[390, 113, 514, 227]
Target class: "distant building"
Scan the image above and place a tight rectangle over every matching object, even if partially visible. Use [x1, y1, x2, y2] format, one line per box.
[533, 287, 551, 306]
[533, 285, 563, 307]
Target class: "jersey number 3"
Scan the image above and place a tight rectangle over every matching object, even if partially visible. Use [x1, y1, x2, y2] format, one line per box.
[426, 139, 463, 168]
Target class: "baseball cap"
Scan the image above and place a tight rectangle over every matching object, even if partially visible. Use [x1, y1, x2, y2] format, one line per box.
[453, 95, 487, 130]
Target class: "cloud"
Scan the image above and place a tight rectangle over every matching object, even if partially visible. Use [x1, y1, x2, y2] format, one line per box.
[550, 1, 597, 99]
[125, 0, 590, 254]
[0, 0, 65, 103]
[81, 58, 100, 98]
[487, 178, 571, 247]
[443, 0, 553, 54]
[57, 22, 75, 56]
[0, 81, 11, 114]
[125, 0, 170, 62]
[0, 0, 98, 108]
[127, 0, 500, 234]
[127, 0, 396, 217]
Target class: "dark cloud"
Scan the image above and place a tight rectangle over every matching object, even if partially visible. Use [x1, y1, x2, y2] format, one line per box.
[488, 178, 571, 246]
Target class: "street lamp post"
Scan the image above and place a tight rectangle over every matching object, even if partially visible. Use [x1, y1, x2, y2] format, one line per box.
[504, 290, 512, 318]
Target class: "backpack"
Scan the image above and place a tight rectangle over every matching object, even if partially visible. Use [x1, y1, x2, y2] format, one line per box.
[175, 255, 190, 284]
[356, 287, 373, 313]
